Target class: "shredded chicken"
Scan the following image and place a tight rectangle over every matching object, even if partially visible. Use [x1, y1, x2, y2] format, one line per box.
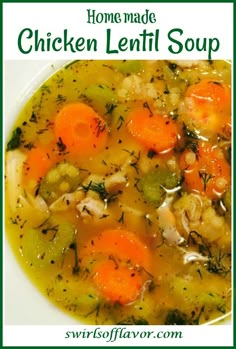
[173, 193, 228, 242]
[5, 149, 27, 211]
[157, 205, 185, 246]
[5, 149, 50, 226]
[49, 190, 84, 212]
[83, 171, 127, 193]
[77, 197, 108, 220]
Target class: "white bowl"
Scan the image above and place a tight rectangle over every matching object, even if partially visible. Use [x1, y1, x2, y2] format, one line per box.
[4, 60, 232, 326]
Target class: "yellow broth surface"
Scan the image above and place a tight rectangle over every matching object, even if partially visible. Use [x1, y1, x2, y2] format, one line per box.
[5, 60, 231, 325]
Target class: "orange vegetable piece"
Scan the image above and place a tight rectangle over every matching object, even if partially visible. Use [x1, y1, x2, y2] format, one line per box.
[127, 107, 178, 153]
[84, 229, 151, 271]
[23, 145, 56, 183]
[93, 260, 142, 305]
[54, 103, 108, 156]
[184, 79, 231, 134]
[180, 141, 230, 199]
[81, 229, 152, 305]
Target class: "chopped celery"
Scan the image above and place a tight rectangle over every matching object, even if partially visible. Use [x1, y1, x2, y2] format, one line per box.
[110, 104, 130, 130]
[170, 276, 227, 311]
[39, 161, 80, 204]
[22, 220, 76, 267]
[85, 84, 117, 114]
[113, 60, 143, 74]
[141, 168, 178, 206]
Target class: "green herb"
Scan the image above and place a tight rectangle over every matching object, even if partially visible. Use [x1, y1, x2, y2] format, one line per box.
[130, 160, 140, 174]
[165, 306, 204, 325]
[187, 141, 199, 156]
[70, 242, 80, 275]
[7, 127, 22, 151]
[40, 85, 51, 94]
[34, 218, 49, 229]
[134, 177, 142, 192]
[164, 85, 170, 94]
[36, 128, 48, 135]
[188, 231, 211, 257]
[147, 149, 157, 159]
[83, 181, 108, 200]
[122, 149, 140, 174]
[165, 309, 188, 325]
[196, 268, 203, 279]
[56, 137, 67, 152]
[143, 101, 153, 116]
[118, 211, 125, 224]
[117, 316, 149, 325]
[169, 109, 179, 120]
[105, 103, 117, 115]
[198, 171, 215, 191]
[55, 75, 64, 85]
[24, 142, 35, 150]
[211, 81, 223, 87]
[41, 225, 59, 236]
[191, 306, 205, 325]
[20, 220, 27, 229]
[101, 159, 107, 166]
[94, 118, 106, 137]
[99, 214, 109, 219]
[116, 115, 125, 130]
[82, 206, 93, 216]
[56, 94, 66, 105]
[10, 217, 18, 225]
[85, 303, 101, 318]
[29, 111, 37, 123]
[188, 231, 231, 277]
[217, 304, 226, 314]
[207, 250, 231, 277]
[82, 181, 119, 204]
[109, 254, 119, 268]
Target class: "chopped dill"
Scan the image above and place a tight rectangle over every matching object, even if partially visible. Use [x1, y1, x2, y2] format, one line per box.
[198, 171, 215, 191]
[117, 115, 125, 130]
[105, 103, 117, 115]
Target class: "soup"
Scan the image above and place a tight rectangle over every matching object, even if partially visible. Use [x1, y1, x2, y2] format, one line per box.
[5, 60, 231, 325]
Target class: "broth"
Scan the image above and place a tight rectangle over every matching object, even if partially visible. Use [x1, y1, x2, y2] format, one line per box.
[5, 60, 231, 325]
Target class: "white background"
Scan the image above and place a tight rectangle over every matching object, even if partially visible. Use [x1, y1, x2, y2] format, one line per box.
[3, 2, 233, 60]
[3, 2, 234, 347]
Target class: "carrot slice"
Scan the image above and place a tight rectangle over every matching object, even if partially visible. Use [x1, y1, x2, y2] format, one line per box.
[54, 103, 108, 156]
[184, 79, 231, 134]
[180, 141, 230, 199]
[93, 260, 142, 304]
[81, 229, 152, 305]
[127, 107, 178, 153]
[83, 229, 151, 271]
[23, 145, 56, 184]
